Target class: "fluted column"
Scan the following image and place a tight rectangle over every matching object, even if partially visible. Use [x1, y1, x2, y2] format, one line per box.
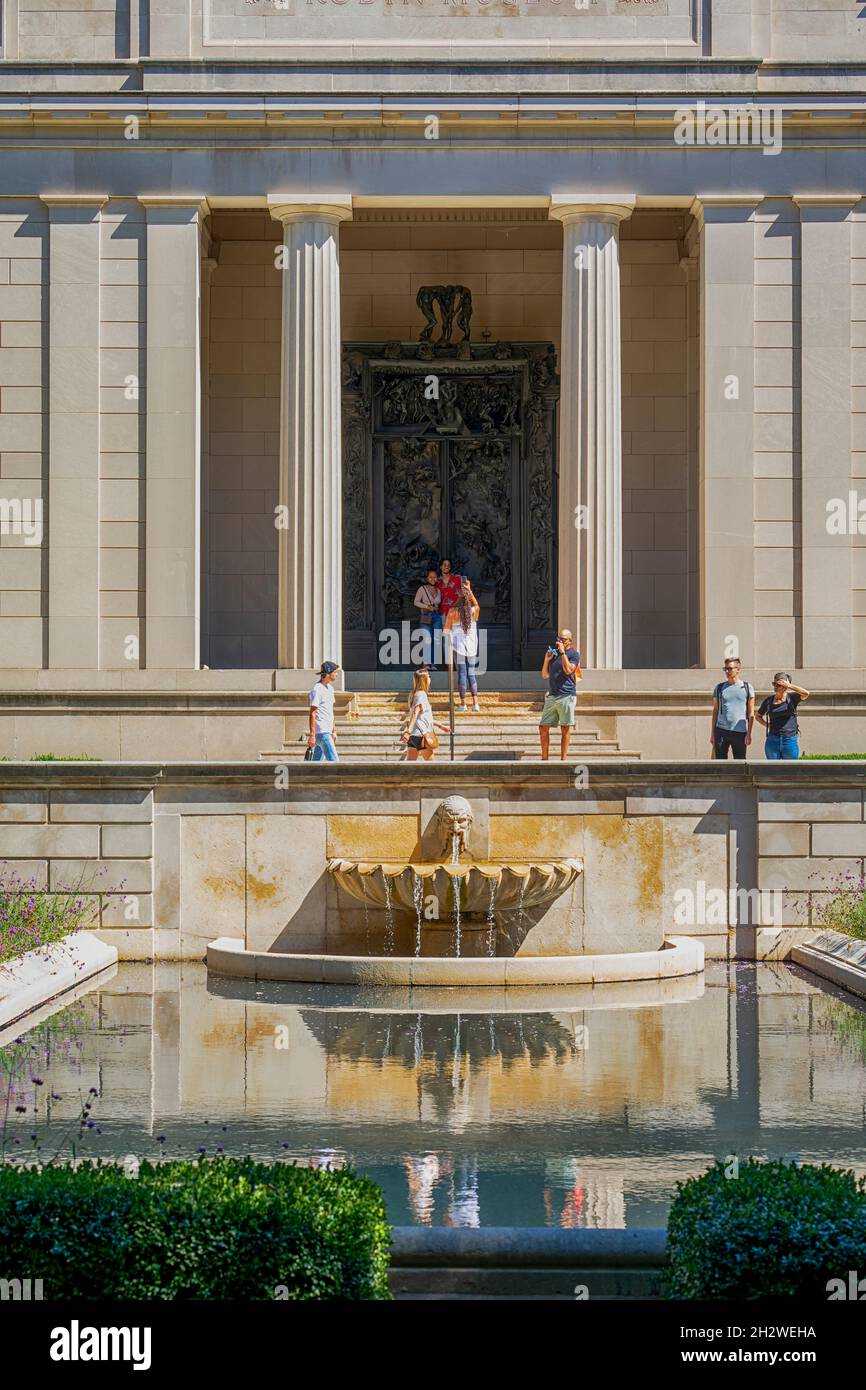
[550, 196, 634, 670]
[268, 195, 352, 674]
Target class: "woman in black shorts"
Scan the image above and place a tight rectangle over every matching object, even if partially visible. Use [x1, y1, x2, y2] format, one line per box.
[400, 667, 451, 762]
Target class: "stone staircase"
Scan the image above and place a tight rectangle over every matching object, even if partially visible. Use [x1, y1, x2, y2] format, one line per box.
[261, 691, 638, 763]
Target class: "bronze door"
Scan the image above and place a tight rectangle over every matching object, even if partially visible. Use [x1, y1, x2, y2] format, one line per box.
[378, 433, 520, 670]
[340, 342, 558, 673]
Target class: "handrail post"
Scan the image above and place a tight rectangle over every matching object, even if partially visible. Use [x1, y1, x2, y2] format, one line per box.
[446, 630, 455, 762]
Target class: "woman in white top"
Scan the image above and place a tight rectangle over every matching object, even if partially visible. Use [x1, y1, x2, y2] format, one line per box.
[444, 579, 481, 713]
[400, 667, 451, 762]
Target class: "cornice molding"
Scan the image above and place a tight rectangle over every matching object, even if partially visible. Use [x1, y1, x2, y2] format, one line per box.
[355, 207, 551, 224]
[2, 95, 866, 132]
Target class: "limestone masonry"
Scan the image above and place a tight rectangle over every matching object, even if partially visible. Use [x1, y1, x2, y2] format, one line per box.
[0, 0, 864, 753]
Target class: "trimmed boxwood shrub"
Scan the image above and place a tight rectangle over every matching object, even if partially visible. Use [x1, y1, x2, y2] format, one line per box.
[801, 754, 866, 760]
[665, 1158, 866, 1299]
[0, 1158, 391, 1300]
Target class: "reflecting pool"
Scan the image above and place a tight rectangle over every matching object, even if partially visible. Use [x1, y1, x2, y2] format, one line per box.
[2, 960, 865, 1228]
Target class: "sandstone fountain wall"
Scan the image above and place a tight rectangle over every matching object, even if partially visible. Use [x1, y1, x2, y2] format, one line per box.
[0, 761, 863, 962]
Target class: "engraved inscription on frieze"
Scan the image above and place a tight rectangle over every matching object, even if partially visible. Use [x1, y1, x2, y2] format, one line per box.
[207, 0, 680, 46]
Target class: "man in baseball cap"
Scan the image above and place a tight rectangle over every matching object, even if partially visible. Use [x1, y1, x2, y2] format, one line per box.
[308, 661, 340, 762]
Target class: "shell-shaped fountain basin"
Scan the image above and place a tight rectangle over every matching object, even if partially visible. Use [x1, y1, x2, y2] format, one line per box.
[327, 858, 583, 917]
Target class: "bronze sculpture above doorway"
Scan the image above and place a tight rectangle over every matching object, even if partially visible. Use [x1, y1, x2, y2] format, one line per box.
[416, 285, 473, 346]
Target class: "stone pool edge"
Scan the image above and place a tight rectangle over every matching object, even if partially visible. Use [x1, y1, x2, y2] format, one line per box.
[206, 934, 704, 986]
[791, 943, 866, 1002]
[388, 1226, 669, 1299]
[0, 932, 119, 1032]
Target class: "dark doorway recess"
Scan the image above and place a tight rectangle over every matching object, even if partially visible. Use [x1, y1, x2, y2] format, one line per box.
[341, 340, 559, 671]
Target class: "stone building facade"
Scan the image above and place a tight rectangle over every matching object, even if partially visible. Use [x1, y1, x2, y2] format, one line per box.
[0, 0, 864, 692]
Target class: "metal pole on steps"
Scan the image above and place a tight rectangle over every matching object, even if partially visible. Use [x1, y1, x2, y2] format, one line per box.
[447, 630, 455, 762]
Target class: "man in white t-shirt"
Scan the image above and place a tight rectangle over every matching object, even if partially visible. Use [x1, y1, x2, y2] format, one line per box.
[308, 661, 340, 762]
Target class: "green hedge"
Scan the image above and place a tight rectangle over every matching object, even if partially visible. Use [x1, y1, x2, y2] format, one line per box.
[666, 1158, 866, 1299]
[0, 1158, 391, 1300]
[800, 753, 866, 760]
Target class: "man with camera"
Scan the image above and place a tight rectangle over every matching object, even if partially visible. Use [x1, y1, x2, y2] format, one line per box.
[538, 628, 581, 760]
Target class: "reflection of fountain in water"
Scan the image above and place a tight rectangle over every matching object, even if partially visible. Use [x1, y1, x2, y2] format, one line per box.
[448, 1157, 481, 1229]
[382, 871, 395, 954]
[486, 878, 497, 957]
[412, 871, 423, 958]
[361, 873, 370, 956]
[413, 1015, 423, 1067]
[451, 1015, 461, 1093]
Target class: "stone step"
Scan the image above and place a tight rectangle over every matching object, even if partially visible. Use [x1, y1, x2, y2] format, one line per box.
[350, 694, 546, 707]
[349, 701, 545, 709]
[267, 735, 622, 746]
[271, 687, 635, 761]
[342, 724, 604, 739]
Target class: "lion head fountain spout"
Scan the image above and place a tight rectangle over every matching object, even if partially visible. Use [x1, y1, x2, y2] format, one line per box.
[435, 795, 473, 860]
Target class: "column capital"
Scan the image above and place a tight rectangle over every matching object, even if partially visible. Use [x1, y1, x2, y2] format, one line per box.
[268, 194, 353, 225]
[40, 193, 109, 206]
[40, 194, 108, 219]
[793, 193, 862, 212]
[690, 194, 764, 227]
[549, 194, 635, 225]
[138, 195, 209, 220]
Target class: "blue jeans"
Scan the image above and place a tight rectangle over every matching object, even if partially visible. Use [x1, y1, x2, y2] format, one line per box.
[455, 654, 478, 701]
[311, 732, 338, 762]
[419, 611, 443, 665]
[765, 733, 799, 760]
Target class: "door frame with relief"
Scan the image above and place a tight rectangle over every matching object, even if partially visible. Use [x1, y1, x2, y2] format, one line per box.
[341, 340, 559, 673]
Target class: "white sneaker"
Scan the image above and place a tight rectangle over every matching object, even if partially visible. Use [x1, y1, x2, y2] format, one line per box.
[458, 704, 468, 713]
[472, 702, 481, 712]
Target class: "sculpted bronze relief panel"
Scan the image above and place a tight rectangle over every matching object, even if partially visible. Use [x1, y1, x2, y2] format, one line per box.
[341, 339, 558, 670]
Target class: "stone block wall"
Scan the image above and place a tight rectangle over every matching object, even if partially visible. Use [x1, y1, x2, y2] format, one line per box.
[1, 763, 861, 964]
[15, 0, 119, 62]
[0, 786, 153, 952]
[340, 213, 562, 346]
[99, 199, 146, 670]
[757, 787, 866, 930]
[854, 207, 866, 642]
[6, 0, 861, 65]
[620, 212, 690, 668]
[0, 201, 47, 668]
[206, 211, 280, 668]
[753, 198, 801, 670]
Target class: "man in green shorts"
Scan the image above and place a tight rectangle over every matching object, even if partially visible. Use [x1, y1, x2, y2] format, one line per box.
[539, 628, 581, 760]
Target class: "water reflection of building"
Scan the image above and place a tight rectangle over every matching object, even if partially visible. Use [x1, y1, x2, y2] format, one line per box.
[543, 1160, 626, 1230]
[6, 963, 866, 1229]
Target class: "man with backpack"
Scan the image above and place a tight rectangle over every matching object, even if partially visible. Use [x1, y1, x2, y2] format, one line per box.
[710, 658, 755, 759]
